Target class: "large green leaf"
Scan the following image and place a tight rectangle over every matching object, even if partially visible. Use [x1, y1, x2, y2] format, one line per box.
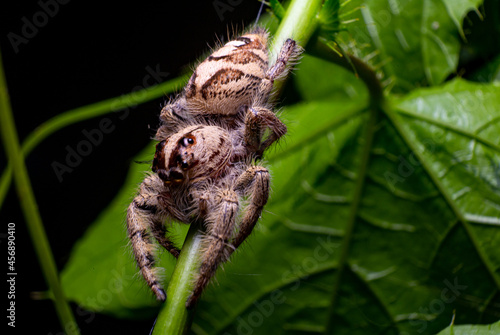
[436, 320, 500, 334]
[187, 79, 500, 335]
[337, 0, 483, 91]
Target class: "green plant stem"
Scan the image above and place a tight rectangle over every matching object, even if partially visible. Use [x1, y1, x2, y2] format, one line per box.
[152, 221, 203, 335]
[271, 0, 323, 60]
[270, 0, 323, 94]
[0, 74, 189, 208]
[152, 0, 325, 333]
[0, 50, 80, 334]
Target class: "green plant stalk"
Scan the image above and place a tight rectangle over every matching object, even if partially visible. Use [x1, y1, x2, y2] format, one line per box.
[271, 0, 323, 62]
[152, 221, 203, 335]
[0, 50, 80, 334]
[0, 74, 189, 208]
[152, 0, 325, 333]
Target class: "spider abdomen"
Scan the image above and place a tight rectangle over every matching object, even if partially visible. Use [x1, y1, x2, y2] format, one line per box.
[183, 29, 269, 115]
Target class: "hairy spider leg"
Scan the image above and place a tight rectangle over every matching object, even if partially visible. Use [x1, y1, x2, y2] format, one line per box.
[242, 38, 299, 158]
[186, 165, 270, 307]
[127, 174, 184, 301]
[186, 188, 239, 307]
[232, 165, 270, 249]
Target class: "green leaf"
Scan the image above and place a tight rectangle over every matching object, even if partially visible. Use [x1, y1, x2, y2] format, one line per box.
[293, 54, 368, 102]
[337, 0, 483, 91]
[393, 79, 500, 231]
[269, 0, 286, 21]
[441, 0, 482, 38]
[188, 78, 500, 335]
[436, 320, 500, 335]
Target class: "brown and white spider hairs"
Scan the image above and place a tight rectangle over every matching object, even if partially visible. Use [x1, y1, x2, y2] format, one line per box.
[127, 27, 301, 307]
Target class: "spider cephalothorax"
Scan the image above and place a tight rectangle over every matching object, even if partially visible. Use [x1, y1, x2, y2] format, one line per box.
[127, 27, 300, 307]
[152, 125, 233, 186]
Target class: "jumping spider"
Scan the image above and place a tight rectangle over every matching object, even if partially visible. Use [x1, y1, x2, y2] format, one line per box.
[127, 28, 300, 307]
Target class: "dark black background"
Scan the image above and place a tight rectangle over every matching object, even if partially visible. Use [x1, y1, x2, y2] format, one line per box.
[0, 1, 262, 334]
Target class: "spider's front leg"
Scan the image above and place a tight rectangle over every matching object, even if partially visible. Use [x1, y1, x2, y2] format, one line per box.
[186, 188, 239, 308]
[127, 174, 183, 301]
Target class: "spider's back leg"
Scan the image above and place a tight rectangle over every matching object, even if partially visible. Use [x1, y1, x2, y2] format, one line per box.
[258, 38, 300, 97]
[242, 38, 299, 158]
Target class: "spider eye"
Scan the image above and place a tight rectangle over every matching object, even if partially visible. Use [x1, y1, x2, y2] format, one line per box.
[182, 137, 195, 147]
[176, 155, 189, 170]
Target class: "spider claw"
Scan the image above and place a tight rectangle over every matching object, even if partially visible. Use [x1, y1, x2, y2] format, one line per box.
[153, 286, 167, 302]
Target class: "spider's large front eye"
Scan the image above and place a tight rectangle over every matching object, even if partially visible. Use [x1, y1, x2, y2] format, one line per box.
[181, 136, 195, 147]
